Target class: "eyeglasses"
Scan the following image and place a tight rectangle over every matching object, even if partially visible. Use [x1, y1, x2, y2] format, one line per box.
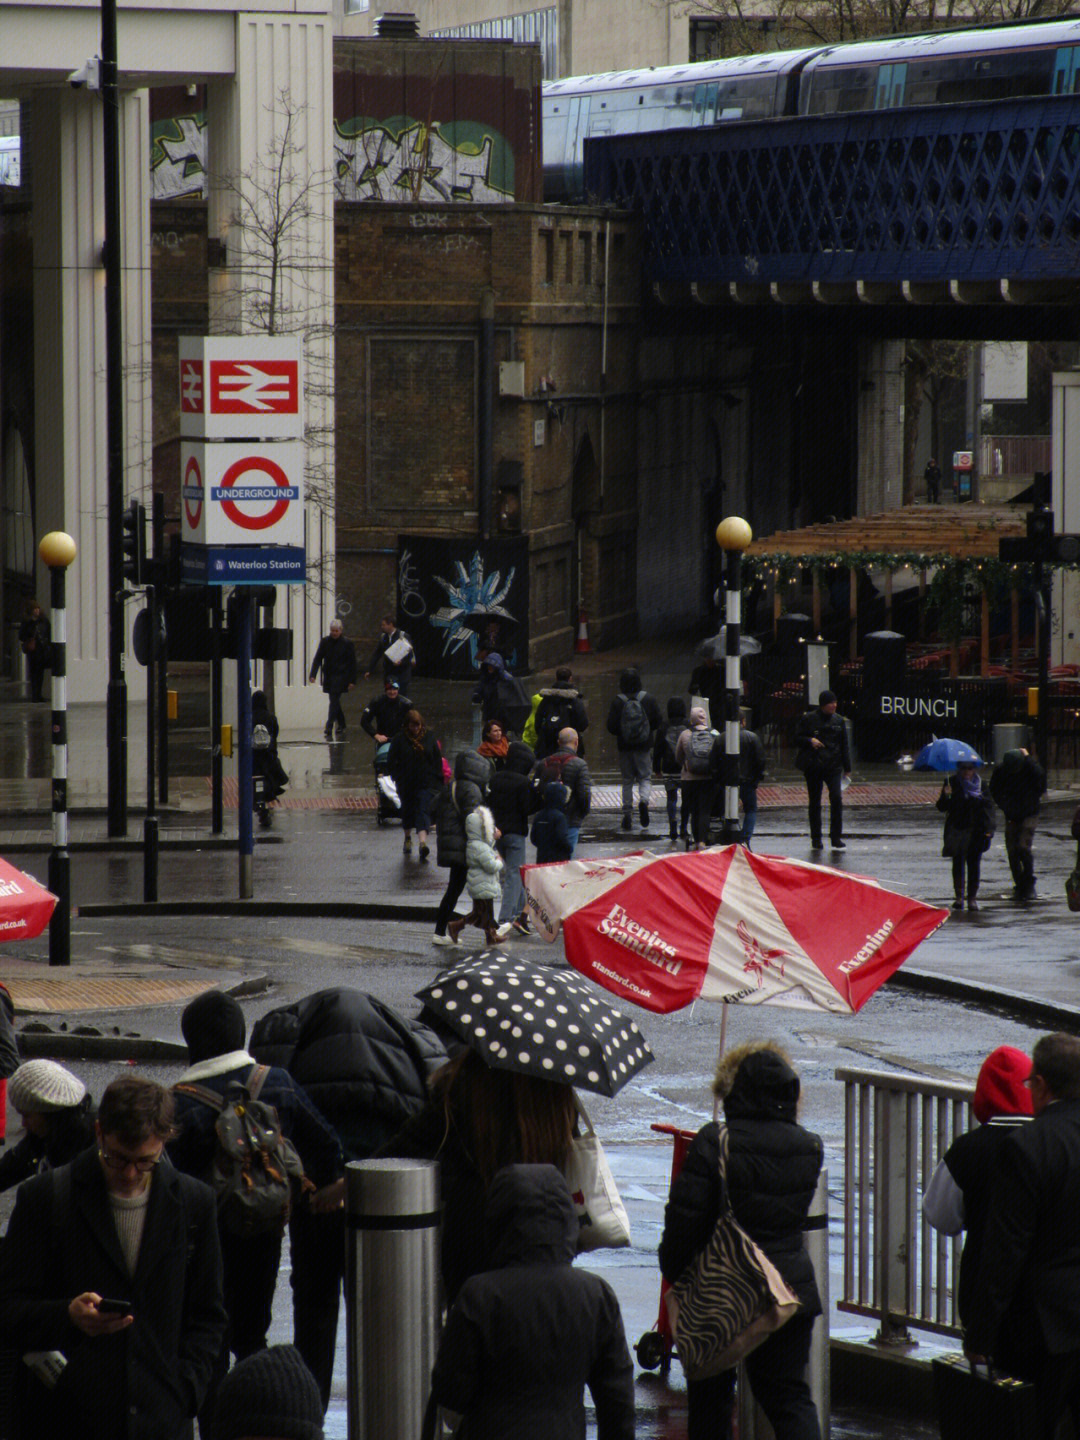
[99, 1147, 163, 1174]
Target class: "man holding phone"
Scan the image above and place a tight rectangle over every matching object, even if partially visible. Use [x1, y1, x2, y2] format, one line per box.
[0, 1074, 226, 1439]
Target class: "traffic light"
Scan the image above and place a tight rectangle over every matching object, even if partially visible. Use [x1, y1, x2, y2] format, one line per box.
[121, 499, 146, 585]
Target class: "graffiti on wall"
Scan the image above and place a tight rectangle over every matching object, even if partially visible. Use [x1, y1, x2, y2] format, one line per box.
[147, 110, 514, 205]
[398, 537, 528, 678]
[151, 114, 208, 200]
[335, 118, 514, 203]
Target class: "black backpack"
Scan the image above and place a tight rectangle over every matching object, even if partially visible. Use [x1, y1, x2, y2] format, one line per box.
[619, 692, 652, 747]
[173, 1066, 310, 1237]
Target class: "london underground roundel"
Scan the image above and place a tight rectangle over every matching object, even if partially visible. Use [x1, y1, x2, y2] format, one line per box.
[218, 455, 294, 531]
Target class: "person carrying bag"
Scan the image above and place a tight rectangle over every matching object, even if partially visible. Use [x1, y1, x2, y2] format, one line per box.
[659, 1041, 824, 1440]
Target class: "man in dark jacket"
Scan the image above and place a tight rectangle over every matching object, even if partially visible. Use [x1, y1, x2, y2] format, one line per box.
[530, 728, 591, 855]
[472, 652, 531, 736]
[169, 990, 344, 1422]
[249, 987, 446, 1409]
[795, 689, 851, 851]
[490, 739, 537, 934]
[989, 746, 1047, 900]
[363, 614, 413, 691]
[965, 1033, 1080, 1439]
[432, 749, 493, 945]
[532, 666, 589, 760]
[359, 676, 412, 745]
[660, 1041, 823, 1440]
[0, 1074, 226, 1440]
[607, 667, 663, 832]
[430, 1164, 634, 1440]
[308, 619, 357, 740]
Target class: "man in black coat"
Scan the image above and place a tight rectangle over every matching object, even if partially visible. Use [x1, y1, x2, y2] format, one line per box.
[359, 676, 412, 745]
[795, 689, 851, 851]
[988, 746, 1047, 901]
[308, 619, 357, 740]
[966, 1032, 1080, 1439]
[363, 614, 413, 691]
[606, 667, 663, 832]
[0, 1074, 226, 1440]
[530, 728, 591, 855]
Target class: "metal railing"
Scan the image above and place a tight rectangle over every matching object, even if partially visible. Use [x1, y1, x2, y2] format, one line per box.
[837, 1065, 975, 1344]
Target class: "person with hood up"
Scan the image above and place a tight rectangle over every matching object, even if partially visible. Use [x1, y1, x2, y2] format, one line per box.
[937, 760, 996, 911]
[472, 652, 531, 737]
[923, 1045, 1033, 1332]
[988, 746, 1047, 901]
[531, 781, 573, 865]
[489, 739, 537, 935]
[447, 804, 503, 947]
[432, 750, 493, 946]
[532, 666, 589, 761]
[660, 1040, 824, 1440]
[654, 696, 690, 842]
[607, 666, 663, 832]
[428, 1164, 635, 1440]
[676, 705, 718, 850]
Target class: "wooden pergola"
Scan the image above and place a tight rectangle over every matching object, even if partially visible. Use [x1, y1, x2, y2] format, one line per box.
[745, 504, 1030, 676]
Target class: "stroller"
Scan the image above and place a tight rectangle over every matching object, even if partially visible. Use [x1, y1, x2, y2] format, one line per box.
[374, 741, 402, 827]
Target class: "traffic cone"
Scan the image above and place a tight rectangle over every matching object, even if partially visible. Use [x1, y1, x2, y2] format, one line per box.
[575, 607, 591, 654]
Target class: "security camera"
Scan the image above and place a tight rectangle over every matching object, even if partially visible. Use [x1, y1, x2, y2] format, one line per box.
[68, 58, 101, 91]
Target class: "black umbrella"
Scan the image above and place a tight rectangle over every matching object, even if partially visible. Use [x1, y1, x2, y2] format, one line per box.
[462, 611, 519, 650]
[415, 952, 654, 1098]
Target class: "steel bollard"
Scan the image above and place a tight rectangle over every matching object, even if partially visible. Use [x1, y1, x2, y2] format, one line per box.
[345, 1159, 441, 1440]
[738, 1168, 830, 1440]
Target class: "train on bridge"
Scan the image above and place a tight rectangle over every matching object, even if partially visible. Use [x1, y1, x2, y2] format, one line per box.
[544, 17, 1080, 200]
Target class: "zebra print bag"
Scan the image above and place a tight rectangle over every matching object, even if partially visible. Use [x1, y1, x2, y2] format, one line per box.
[665, 1126, 801, 1381]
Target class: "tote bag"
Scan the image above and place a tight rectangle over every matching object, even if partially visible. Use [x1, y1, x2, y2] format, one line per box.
[563, 1099, 631, 1252]
[665, 1126, 800, 1380]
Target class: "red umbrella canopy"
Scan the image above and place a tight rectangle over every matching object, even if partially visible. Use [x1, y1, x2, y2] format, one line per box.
[541, 846, 948, 1016]
[0, 859, 56, 942]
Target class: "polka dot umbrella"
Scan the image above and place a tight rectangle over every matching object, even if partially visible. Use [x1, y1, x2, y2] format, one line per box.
[415, 951, 655, 1098]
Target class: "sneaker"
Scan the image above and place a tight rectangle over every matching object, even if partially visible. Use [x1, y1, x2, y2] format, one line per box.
[967, 898, 979, 912]
[621, 813, 632, 832]
[831, 839, 846, 851]
[810, 839, 823, 850]
[419, 844, 430, 860]
[432, 933, 458, 947]
[951, 898, 964, 911]
[495, 922, 515, 939]
[512, 915, 532, 936]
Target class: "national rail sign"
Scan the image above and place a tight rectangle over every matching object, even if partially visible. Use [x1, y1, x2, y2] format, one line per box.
[180, 441, 305, 547]
[179, 336, 303, 440]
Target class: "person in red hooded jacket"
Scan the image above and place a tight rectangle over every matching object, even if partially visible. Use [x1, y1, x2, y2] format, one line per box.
[922, 1044, 1034, 1330]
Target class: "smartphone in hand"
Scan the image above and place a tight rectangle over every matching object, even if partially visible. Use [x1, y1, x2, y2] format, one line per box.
[96, 1298, 132, 1316]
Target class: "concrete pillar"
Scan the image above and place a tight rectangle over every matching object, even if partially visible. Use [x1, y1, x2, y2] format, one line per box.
[206, 10, 335, 728]
[29, 86, 151, 702]
[857, 338, 906, 516]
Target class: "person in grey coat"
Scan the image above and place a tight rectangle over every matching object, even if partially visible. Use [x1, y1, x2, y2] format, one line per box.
[432, 750, 492, 946]
[429, 1164, 634, 1440]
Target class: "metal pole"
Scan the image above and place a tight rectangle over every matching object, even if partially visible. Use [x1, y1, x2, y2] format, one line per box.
[237, 590, 253, 900]
[211, 590, 223, 835]
[152, 493, 168, 805]
[345, 1159, 440, 1440]
[47, 556, 70, 966]
[722, 546, 742, 844]
[102, 0, 127, 836]
[143, 583, 158, 902]
[1036, 555, 1050, 768]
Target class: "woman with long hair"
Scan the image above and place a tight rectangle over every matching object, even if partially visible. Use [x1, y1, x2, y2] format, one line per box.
[477, 719, 510, 769]
[937, 760, 996, 911]
[387, 708, 445, 859]
[379, 1048, 578, 1302]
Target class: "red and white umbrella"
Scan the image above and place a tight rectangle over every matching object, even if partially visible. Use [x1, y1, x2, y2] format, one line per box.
[522, 846, 948, 1017]
[0, 859, 57, 942]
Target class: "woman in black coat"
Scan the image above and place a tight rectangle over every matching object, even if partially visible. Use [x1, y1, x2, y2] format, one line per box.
[387, 708, 444, 859]
[659, 1041, 824, 1440]
[936, 761, 996, 912]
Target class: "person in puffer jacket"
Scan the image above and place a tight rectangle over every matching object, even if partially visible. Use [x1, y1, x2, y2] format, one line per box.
[429, 1164, 634, 1440]
[433, 749, 493, 946]
[659, 1040, 824, 1440]
[448, 805, 503, 946]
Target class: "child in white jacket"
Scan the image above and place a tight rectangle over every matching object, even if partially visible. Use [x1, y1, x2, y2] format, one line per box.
[448, 805, 504, 946]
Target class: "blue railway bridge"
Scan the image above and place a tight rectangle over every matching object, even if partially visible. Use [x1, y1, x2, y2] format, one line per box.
[585, 94, 1080, 309]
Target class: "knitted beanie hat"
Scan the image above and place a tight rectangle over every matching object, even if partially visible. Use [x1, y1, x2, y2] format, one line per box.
[181, 989, 246, 1063]
[213, 1345, 324, 1440]
[973, 1045, 1033, 1124]
[9, 1060, 86, 1114]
